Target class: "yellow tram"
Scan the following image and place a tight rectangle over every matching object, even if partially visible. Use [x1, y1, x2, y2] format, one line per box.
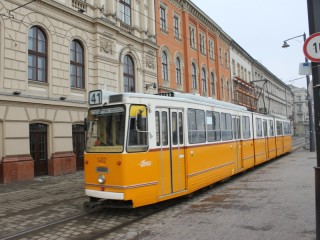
[84, 90, 292, 208]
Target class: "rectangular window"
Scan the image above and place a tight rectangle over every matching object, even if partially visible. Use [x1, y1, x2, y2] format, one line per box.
[263, 120, 268, 137]
[277, 121, 283, 135]
[256, 118, 262, 137]
[219, 47, 223, 65]
[160, 7, 166, 31]
[206, 111, 221, 142]
[242, 116, 251, 139]
[120, 0, 131, 25]
[172, 112, 178, 145]
[200, 33, 206, 55]
[189, 25, 196, 48]
[162, 111, 168, 145]
[269, 120, 274, 136]
[209, 39, 214, 60]
[174, 15, 180, 39]
[179, 112, 183, 144]
[221, 113, 232, 140]
[156, 111, 160, 146]
[188, 109, 206, 144]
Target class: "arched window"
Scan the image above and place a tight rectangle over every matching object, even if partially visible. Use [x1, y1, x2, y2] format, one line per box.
[201, 67, 207, 93]
[120, 0, 131, 25]
[123, 55, 135, 92]
[211, 72, 216, 97]
[191, 63, 197, 89]
[162, 51, 168, 81]
[70, 40, 84, 89]
[176, 57, 181, 85]
[28, 26, 47, 82]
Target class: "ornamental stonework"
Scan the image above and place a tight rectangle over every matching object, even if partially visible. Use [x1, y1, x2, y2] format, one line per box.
[100, 38, 114, 55]
[146, 55, 155, 69]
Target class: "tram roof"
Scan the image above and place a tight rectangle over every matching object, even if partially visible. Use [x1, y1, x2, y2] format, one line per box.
[96, 90, 247, 112]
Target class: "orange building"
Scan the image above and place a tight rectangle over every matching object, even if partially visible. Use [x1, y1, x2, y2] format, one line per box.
[155, 0, 232, 102]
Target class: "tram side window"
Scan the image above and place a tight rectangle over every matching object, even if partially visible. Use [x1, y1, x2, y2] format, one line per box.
[162, 111, 169, 146]
[269, 120, 274, 136]
[206, 111, 221, 142]
[221, 113, 232, 140]
[156, 111, 160, 146]
[172, 112, 178, 145]
[179, 112, 184, 144]
[127, 105, 148, 152]
[263, 120, 268, 137]
[242, 116, 251, 139]
[276, 121, 283, 135]
[284, 122, 291, 135]
[188, 109, 206, 144]
[256, 118, 263, 137]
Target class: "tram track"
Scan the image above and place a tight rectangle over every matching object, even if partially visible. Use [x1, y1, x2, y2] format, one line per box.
[0, 198, 181, 240]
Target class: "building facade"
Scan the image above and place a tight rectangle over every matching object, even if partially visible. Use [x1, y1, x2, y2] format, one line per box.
[0, 0, 157, 183]
[252, 61, 293, 118]
[155, 0, 232, 101]
[290, 85, 310, 136]
[229, 40, 257, 111]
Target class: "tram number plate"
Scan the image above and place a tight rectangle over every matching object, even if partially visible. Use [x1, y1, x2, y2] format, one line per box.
[96, 167, 109, 173]
[89, 90, 102, 105]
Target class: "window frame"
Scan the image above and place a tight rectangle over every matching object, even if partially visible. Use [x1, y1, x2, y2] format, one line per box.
[123, 55, 135, 92]
[206, 111, 221, 142]
[201, 67, 207, 93]
[120, 0, 131, 25]
[28, 26, 47, 83]
[174, 15, 180, 39]
[189, 25, 196, 49]
[210, 72, 216, 97]
[160, 6, 167, 31]
[191, 63, 197, 89]
[162, 51, 168, 81]
[175, 57, 182, 85]
[221, 112, 233, 141]
[188, 109, 206, 144]
[70, 40, 85, 89]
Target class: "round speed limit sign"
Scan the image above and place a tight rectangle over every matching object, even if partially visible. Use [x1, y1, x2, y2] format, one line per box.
[303, 32, 320, 62]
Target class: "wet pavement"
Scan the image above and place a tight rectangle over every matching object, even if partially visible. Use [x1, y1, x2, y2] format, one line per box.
[0, 137, 316, 240]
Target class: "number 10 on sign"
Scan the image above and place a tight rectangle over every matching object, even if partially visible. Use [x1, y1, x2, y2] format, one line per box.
[303, 32, 320, 62]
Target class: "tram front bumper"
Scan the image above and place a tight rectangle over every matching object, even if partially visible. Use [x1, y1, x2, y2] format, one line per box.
[85, 189, 124, 200]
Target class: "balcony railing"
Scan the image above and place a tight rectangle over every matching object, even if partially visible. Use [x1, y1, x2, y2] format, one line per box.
[72, 0, 87, 12]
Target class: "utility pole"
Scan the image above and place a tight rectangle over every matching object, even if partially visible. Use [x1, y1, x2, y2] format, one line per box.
[306, 0, 320, 239]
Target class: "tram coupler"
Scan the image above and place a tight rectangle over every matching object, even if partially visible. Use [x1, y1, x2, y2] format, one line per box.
[83, 197, 100, 211]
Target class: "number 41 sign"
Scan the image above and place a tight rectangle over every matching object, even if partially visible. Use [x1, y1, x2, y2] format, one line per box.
[303, 32, 320, 62]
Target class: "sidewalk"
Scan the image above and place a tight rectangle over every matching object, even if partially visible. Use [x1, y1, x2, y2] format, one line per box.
[128, 148, 316, 240]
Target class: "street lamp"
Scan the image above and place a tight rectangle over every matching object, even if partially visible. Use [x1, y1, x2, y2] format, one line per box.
[282, 33, 315, 152]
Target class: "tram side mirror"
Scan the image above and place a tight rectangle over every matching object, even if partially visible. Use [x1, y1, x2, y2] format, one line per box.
[133, 106, 147, 132]
[136, 109, 143, 131]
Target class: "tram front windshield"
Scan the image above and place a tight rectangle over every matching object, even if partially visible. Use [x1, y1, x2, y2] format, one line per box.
[86, 105, 125, 153]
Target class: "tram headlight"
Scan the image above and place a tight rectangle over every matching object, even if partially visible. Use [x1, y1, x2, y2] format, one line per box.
[98, 175, 105, 184]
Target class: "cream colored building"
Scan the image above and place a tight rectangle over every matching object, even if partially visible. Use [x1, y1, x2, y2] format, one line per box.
[0, 0, 157, 183]
[252, 61, 293, 118]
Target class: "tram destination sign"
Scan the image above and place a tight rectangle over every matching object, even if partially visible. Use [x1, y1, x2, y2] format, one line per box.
[303, 32, 320, 62]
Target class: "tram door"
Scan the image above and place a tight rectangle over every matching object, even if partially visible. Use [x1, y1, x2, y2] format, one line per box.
[156, 108, 186, 196]
[233, 116, 242, 171]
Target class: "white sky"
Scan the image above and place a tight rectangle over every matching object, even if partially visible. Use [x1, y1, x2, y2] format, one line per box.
[191, 0, 310, 88]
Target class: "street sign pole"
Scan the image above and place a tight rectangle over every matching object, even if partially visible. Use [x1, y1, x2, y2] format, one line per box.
[306, 1, 320, 239]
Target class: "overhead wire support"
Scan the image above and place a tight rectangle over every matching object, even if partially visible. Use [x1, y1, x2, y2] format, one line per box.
[8, 0, 37, 18]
